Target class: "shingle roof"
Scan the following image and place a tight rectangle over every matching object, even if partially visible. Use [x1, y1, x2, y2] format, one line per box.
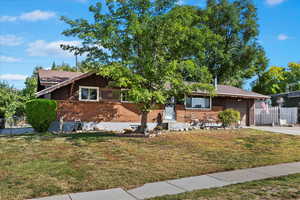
[38, 69, 83, 85]
[36, 70, 269, 99]
[215, 85, 270, 99]
[36, 72, 94, 97]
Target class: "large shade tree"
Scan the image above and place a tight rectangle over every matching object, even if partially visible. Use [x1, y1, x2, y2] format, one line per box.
[61, 0, 214, 132]
[200, 0, 268, 87]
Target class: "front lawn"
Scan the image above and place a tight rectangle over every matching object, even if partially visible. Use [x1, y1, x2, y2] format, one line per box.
[1, 129, 300, 200]
[148, 174, 300, 200]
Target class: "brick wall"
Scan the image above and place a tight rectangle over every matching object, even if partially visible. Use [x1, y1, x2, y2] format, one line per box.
[57, 101, 223, 123]
[57, 101, 164, 123]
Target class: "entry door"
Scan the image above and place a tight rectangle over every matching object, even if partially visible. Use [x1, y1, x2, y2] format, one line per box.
[164, 104, 176, 121]
[164, 97, 176, 121]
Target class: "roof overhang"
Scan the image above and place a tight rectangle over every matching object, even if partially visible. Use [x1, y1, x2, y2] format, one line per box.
[36, 72, 95, 97]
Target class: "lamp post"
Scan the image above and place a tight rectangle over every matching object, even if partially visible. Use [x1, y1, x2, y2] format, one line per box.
[276, 97, 284, 126]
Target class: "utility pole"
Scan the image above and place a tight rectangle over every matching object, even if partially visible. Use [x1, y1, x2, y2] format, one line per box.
[75, 54, 78, 72]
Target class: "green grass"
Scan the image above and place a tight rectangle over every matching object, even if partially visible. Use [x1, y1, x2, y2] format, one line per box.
[148, 174, 300, 200]
[0, 129, 300, 200]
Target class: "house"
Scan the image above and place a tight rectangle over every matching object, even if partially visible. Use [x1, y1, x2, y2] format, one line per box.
[36, 69, 269, 131]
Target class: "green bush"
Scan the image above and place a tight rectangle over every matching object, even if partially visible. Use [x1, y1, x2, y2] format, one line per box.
[218, 109, 240, 127]
[25, 99, 57, 132]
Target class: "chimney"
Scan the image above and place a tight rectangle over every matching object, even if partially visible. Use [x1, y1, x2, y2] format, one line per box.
[214, 76, 218, 90]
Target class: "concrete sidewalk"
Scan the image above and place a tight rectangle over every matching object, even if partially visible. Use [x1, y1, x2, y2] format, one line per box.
[251, 126, 300, 136]
[29, 162, 300, 200]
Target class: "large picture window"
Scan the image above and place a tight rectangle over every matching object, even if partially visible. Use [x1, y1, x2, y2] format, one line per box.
[79, 86, 99, 101]
[185, 96, 211, 109]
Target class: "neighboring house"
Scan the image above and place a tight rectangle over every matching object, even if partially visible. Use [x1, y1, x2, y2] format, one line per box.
[36, 70, 269, 131]
[271, 91, 300, 107]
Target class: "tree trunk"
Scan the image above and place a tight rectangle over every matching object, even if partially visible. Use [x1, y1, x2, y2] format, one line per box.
[140, 111, 149, 134]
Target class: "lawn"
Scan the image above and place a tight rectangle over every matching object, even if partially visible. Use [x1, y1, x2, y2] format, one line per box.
[0, 129, 300, 200]
[148, 173, 300, 200]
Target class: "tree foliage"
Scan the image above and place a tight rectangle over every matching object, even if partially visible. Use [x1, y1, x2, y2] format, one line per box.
[201, 0, 268, 87]
[252, 63, 300, 95]
[0, 82, 25, 126]
[61, 0, 215, 132]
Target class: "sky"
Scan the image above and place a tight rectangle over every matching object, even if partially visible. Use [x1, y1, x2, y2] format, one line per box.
[0, 0, 299, 89]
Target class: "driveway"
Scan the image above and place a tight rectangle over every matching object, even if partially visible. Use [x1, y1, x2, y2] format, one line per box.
[251, 126, 300, 136]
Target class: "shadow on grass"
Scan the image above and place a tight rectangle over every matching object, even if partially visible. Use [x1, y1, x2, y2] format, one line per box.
[62, 132, 120, 142]
[0, 132, 122, 143]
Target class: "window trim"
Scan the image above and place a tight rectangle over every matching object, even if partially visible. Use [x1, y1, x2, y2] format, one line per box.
[120, 89, 132, 103]
[79, 86, 99, 102]
[184, 95, 212, 110]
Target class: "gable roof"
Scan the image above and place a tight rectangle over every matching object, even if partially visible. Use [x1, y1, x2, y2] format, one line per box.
[38, 69, 83, 85]
[36, 70, 269, 99]
[36, 72, 94, 97]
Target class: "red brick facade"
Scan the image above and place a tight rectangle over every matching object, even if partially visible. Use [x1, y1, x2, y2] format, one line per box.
[45, 73, 256, 126]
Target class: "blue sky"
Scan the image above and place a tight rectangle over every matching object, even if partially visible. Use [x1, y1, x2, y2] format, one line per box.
[0, 0, 299, 89]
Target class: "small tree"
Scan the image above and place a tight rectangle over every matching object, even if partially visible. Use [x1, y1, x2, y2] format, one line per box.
[25, 99, 57, 132]
[218, 109, 240, 127]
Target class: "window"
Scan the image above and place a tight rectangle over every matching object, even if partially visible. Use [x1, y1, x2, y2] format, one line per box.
[185, 96, 211, 109]
[121, 90, 131, 102]
[100, 89, 121, 101]
[79, 86, 99, 101]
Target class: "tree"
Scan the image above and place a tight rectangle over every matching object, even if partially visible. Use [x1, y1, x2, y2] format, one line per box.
[23, 77, 37, 99]
[22, 66, 43, 99]
[252, 63, 300, 95]
[51, 62, 77, 72]
[0, 82, 25, 127]
[200, 0, 268, 87]
[61, 0, 214, 133]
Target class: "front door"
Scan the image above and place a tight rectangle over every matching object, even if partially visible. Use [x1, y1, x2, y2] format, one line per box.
[164, 104, 176, 121]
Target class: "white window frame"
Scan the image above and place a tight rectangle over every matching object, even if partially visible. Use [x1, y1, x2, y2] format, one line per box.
[184, 95, 212, 110]
[120, 89, 131, 103]
[79, 86, 99, 102]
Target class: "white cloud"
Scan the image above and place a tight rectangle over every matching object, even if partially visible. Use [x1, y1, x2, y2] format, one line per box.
[26, 40, 81, 57]
[266, 0, 286, 6]
[19, 10, 56, 22]
[0, 74, 28, 81]
[277, 34, 289, 40]
[0, 10, 56, 22]
[0, 16, 17, 22]
[0, 35, 23, 46]
[0, 56, 21, 63]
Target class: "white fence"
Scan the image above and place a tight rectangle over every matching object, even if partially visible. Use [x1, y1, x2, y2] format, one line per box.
[255, 107, 298, 125]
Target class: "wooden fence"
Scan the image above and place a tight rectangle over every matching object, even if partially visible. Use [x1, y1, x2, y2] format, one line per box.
[255, 107, 298, 125]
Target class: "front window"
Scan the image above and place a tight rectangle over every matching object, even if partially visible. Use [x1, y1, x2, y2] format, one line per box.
[185, 96, 211, 109]
[100, 89, 121, 101]
[79, 86, 99, 101]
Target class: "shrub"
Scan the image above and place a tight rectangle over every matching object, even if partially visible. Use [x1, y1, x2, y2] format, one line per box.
[25, 99, 57, 132]
[218, 109, 240, 127]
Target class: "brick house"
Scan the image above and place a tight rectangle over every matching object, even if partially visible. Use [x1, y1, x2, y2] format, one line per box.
[36, 70, 269, 131]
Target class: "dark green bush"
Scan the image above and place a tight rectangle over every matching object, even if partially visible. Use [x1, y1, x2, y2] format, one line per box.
[25, 99, 57, 132]
[218, 108, 240, 127]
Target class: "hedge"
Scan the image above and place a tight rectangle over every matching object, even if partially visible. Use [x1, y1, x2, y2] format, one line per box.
[25, 99, 57, 132]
